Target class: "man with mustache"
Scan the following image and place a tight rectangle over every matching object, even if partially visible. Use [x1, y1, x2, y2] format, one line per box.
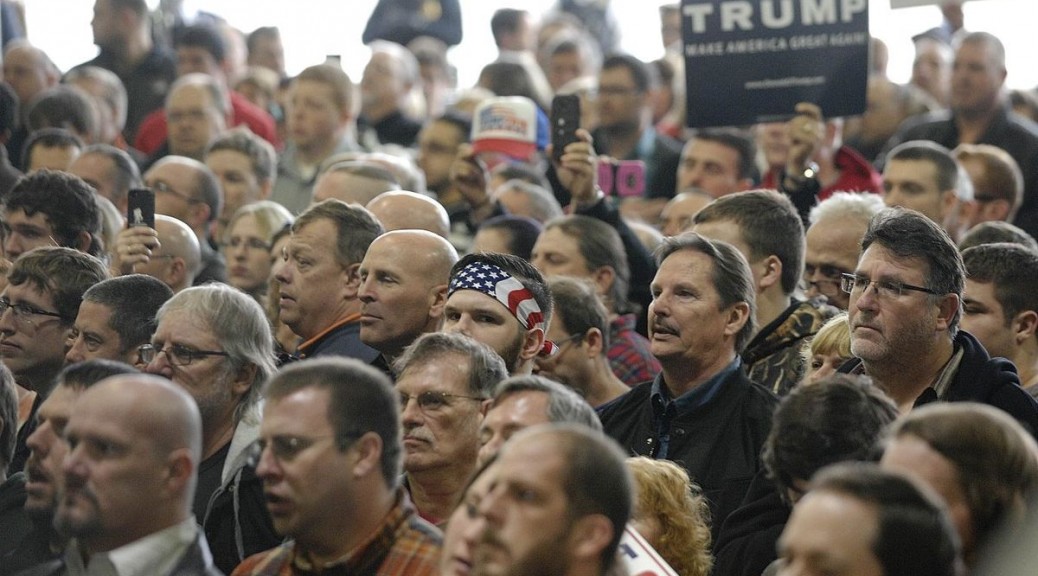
[598, 233, 777, 539]
[1, 360, 137, 573]
[393, 332, 507, 526]
[49, 374, 220, 575]
[235, 358, 442, 576]
[837, 207, 1038, 435]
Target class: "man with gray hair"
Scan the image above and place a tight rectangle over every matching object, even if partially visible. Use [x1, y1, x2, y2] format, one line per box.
[599, 233, 777, 538]
[63, 65, 131, 149]
[393, 332, 508, 525]
[143, 283, 280, 572]
[837, 207, 1038, 436]
[804, 191, 886, 310]
[477, 373, 602, 467]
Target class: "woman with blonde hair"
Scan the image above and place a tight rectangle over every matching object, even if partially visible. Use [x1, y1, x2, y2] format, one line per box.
[220, 200, 293, 306]
[626, 457, 713, 576]
[801, 312, 852, 385]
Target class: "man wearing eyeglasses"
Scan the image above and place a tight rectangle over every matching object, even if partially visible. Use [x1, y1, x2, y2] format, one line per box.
[837, 207, 1038, 437]
[803, 192, 886, 310]
[0, 247, 108, 474]
[115, 155, 226, 286]
[236, 358, 443, 576]
[144, 283, 280, 572]
[533, 277, 629, 408]
[392, 332, 507, 526]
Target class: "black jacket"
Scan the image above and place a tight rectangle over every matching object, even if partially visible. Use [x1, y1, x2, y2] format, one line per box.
[598, 368, 777, 538]
[839, 330, 1038, 439]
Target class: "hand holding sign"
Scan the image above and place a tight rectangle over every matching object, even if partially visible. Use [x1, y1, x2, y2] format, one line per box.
[785, 102, 825, 176]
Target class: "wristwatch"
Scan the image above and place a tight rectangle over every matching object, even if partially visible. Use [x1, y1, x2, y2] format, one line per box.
[784, 162, 819, 186]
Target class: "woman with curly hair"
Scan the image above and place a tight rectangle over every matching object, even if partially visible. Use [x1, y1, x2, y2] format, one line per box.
[626, 457, 713, 576]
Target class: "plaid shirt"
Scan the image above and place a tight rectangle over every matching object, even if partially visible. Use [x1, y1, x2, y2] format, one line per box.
[231, 491, 442, 576]
[608, 314, 661, 386]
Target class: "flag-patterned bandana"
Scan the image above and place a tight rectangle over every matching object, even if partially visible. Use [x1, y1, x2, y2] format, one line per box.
[448, 261, 558, 356]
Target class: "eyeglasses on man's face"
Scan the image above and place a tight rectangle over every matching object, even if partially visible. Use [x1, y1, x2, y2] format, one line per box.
[840, 273, 939, 298]
[0, 297, 64, 328]
[137, 343, 229, 366]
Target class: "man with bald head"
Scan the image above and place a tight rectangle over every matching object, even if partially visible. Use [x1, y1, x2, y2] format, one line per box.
[115, 155, 226, 285]
[659, 190, 712, 237]
[311, 160, 401, 206]
[359, 230, 458, 375]
[114, 215, 201, 293]
[366, 190, 451, 239]
[51, 373, 220, 574]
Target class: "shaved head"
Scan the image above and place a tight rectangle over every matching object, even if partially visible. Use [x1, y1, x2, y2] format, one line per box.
[366, 190, 451, 239]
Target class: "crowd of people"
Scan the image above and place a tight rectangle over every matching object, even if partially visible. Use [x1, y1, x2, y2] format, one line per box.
[1, 0, 1038, 575]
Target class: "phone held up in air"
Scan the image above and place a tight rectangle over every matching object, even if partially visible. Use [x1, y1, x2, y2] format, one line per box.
[127, 188, 155, 229]
[551, 93, 581, 163]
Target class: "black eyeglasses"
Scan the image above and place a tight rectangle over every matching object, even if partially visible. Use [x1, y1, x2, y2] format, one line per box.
[246, 432, 363, 467]
[0, 297, 65, 327]
[399, 391, 485, 414]
[840, 273, 939, 298]
[138, 343, 230, 366]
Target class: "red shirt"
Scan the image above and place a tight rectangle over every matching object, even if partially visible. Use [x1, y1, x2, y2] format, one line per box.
[134, 90, 279, 154]
[762, 145, 882, 200]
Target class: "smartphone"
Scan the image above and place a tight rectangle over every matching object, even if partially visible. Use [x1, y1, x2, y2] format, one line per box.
[551, 93, 581, 163]
[597, 160, 646, 198]
[127, 188, 155, 229]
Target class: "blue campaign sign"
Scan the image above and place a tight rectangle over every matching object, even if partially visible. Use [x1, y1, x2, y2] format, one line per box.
[682, 0, 870, 128]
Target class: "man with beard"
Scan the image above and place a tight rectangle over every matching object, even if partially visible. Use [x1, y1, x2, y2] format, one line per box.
[47, 374, 221, 575]
[394, 332, 507, 525]
[1, 360, 137, 574]
[474, 424, 631, 576]
[837, 207, 1038, 436]
[143, 283, 279, 573]
[442, 252, 553, 375]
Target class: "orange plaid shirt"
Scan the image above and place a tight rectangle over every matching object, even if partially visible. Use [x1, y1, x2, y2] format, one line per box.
[231, 491, 442, 576]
